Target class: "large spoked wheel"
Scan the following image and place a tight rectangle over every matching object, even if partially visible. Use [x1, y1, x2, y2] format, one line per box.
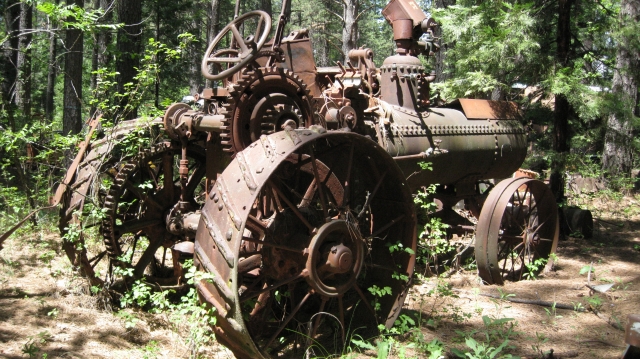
[475, 178, 559, 285]
[194, 130, 416, 358]
[201, 10, 271, 81]
[59, 119, 164, 287]
[101, 142, 206, 288]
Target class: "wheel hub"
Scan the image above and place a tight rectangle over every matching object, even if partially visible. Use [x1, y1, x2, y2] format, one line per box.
[327, 243, 353, 273]
[305, 219, 364, 297]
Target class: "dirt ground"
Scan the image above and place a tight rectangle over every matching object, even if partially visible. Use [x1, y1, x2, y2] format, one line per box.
[1, 193, 639, 359]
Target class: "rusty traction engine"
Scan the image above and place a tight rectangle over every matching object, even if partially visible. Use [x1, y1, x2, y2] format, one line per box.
[52, 0, 559, 357]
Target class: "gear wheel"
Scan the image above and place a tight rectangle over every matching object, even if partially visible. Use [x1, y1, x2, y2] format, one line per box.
[101, 141, 206, 284]
[221, 67, 315, 154]
[58, 118, 164, 287]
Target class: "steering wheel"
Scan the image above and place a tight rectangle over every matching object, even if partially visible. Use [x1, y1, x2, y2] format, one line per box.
[201, 11, 272, 81]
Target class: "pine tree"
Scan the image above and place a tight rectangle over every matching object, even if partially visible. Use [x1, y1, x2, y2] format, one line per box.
[602, 0, 639, 177]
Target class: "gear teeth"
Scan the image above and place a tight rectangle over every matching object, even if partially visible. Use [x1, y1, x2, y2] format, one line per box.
[220, 66, 317, 156]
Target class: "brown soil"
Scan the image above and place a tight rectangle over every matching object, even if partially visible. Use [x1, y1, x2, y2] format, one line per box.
[1, 194, 639, 359]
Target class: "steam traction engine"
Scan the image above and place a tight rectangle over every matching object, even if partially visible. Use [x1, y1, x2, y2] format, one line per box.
[55, 0, 559, 357]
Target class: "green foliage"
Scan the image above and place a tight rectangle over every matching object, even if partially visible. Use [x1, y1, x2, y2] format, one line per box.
[523, 257, 548, 280]
[585, 295, 603, 311]
[141, 340, 161, 359]
[116, 260, 217, 357]
[91, 34, 194, 123]
[21, 331, 52, 359]
[36, 1, 115, 31]
[543, 302, 563, 325]
[452, 314, 520, 359]
[414, 183, 453, 272]
[452, 337, 519, 359]
[579, 264, 594, 276]
[431, 2, 539, 100]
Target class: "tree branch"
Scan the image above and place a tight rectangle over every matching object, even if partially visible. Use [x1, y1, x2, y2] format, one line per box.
[355, 5, 375, 22]
[325, 8, 344, 23]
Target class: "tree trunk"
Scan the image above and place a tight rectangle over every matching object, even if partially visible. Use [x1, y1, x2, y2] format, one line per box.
[1, 0, 20, 130]
[62, 0, 85, 135]
[260, 0, 272, 18]
[602, 0, 639, 177]
[434, 0, 455, 83]
[16, 2, 32, 119]
[115, 0, 143, 121]
[208, 0, 221, 40]
[205, 0, 221, 88]
[90, 0, 113, 116]
[341, 0, 358, 63]
[188, 20, 202, 96]
[549, 0, 575, 202]
[316, 22, 329, 67]
[45, 0, 60, 122]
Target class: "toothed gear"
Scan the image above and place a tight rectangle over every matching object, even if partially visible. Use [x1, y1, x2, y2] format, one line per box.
[221, 67, 315, 154]
[101, 142, 206, 283]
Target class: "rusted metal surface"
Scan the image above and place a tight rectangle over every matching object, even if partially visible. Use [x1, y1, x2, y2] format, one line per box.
[451, 98, 521, 120]
[623, 314, 640, 358]
[382, 0, 431, 28]
[56, 118, 164, 286]
[195, 129, 416, 358]
[100, 142, 206, 286]
[475, 177, 559, 285]
[626, 314, 640, 347]
[201, 11, 271, 81]
[0, 0, 562, 357]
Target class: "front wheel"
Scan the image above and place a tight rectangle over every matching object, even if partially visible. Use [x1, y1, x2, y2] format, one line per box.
[475, 177, 559, 285]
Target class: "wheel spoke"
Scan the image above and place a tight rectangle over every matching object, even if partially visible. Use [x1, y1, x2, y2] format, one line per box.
[185, 164, 206, 197]
[208, 56, 242, 64]
[299, 178, 316, 208]
[343, 144, 355, 206]
[241, 272, 305, 303]
[263, 291, 312, 350]
[311, 297, 328, 338]
[370, 214, 405, 238]
[338, 295, 346, 344]
[254, 16, 264, 41]
[354, 283, 377, 318]
[115, 218, 162, 236]
[89, 251, 107, 269]
[309, 149, 328, 219]
[132, 236, 164, 279]
[162, 152, 174, 199]
[268, 179, 315, 233]
[128, 235, 140, 265]
[358, 171, 388, 219]
[123, 180, 163, 210]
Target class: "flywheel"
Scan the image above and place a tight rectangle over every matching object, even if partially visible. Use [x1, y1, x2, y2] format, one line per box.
[194, 128, 416, 358]
[221, 67, 315, 154]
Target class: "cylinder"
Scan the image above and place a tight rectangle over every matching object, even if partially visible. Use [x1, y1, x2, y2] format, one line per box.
[379, 55, 424, 112]
[383, 107, 527, 191]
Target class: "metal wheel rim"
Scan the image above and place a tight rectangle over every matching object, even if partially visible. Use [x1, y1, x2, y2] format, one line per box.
[475, 177, 558, 285]
[194, 130, 416, 358]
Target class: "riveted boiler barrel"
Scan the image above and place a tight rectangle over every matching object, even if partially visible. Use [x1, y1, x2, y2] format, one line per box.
[384, 105, 527, 191]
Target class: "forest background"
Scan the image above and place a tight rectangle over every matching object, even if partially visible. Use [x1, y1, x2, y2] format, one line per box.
[1, 0, 639, 222]
[1, 0, 640, 358]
